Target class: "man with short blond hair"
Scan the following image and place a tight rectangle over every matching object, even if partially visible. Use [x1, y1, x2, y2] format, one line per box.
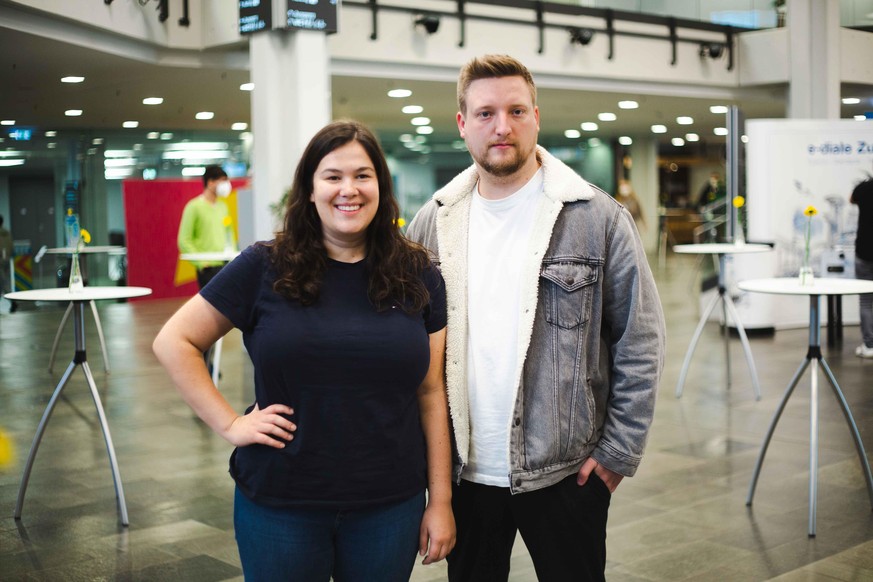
[408, 54, 666, 581]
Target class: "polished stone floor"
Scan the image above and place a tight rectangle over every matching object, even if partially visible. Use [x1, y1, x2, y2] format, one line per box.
[1, 253, 872, 581]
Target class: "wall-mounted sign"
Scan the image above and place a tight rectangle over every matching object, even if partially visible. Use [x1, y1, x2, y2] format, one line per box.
[7, 127, 33, 141]
[239, 0, 272, 35]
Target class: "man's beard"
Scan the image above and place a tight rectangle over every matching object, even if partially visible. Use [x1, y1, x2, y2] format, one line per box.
[473, 144, 528, 178]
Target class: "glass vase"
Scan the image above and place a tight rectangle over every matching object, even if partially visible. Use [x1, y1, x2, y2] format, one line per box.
[69, 253, 84, 293]
[798, 265, 814, 287]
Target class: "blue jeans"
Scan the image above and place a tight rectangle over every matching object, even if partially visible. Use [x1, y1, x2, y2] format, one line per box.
[856, 256, 873, 348]
[234, 487, 425, 582]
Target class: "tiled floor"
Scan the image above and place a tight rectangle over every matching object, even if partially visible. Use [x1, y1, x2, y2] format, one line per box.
[1, 252, 872, 581]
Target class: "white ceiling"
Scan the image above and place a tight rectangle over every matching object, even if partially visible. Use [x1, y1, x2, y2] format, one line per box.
[1, 22, 871, 164]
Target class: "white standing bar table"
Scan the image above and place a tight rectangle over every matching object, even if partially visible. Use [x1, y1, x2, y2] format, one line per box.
[738, 277, 873, 537]
[43, 246, 126, 374]
[673, 243, 772, 400]
[6, 286, 152, 526]
[180, 251, 240, 387]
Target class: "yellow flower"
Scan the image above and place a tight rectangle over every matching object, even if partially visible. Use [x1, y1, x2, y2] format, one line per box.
[732, 196, 745, 208]
[804, 205, 818, 217]
[223, 216, 233, 227]
[0, 428, 15, 469]
[394, 217, 406, 228]
[80, 228, 91, 244]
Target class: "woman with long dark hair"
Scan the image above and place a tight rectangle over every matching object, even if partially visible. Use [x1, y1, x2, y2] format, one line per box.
[154, 120, 454, 581]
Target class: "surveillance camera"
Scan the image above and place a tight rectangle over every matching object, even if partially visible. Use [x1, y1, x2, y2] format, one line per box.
[569, 27, 595, 46]
[415, 15, 440, 35]
[699, 42, 725, 59]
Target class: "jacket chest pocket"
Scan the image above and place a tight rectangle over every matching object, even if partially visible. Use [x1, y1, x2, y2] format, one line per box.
[540, 261, 598, 329]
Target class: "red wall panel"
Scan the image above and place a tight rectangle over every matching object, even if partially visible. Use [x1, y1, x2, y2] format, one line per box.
[122, 179, 243, 301]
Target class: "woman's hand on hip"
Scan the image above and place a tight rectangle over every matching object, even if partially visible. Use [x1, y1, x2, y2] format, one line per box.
[223, 403, 296, 448]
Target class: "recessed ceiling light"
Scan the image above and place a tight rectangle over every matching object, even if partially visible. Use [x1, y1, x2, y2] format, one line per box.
[105, 150, 136, 158]
[618, 100, 638, 109]
[402, 105, 424, 114]
[651, 124, 667, 134]
[143, 97, 164, 105]
[855, 115, 867, 121]
[133, 143, 143, 150]
[388, 89, 412, 98]
[411, 116, 431, 126]
[710, 105, 728, 114]
[399, 134, 414, 142]
[597, 112, 617, 121]
[416, 126, 434, 135]
[65, 109, 83, 117]
[61, 76, 84, 83]
[714, 127, 729, 136]
[741, 135, 749, 143]
[160, 132, 173, 140]
[452, 140, 467, 150]
[47, 142, 57, 149]
[195, 111, 215, 120]
[581, 122, 598, 131]
[231, 122, 248, 131]
[147, 132, 160, 139]
[414, 135, 427, 144]
[240, 82, 254, 91]
[564, 129, 581, 138]
[676, 116, 694, 125]
[671, 138, 685, 146]
[123, 121, 139, 128]
[182, 167, 206, 176]
[0, 159, 25, 167]
[685, 133, 700, 142]
[45, 130, 57, 137]
[0, 120, 14, 126]
[104, 158, 136, 168]
[92, 138, 104, 145]
[588, 138, 601, 147]
[618, 136, 633, 145]
[842, 97, 861, 105]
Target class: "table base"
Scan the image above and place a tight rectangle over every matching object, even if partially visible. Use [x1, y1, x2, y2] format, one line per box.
[745, 297, 873, 537]
[676, 254, 762, 400]
[13, 302, 129, 526]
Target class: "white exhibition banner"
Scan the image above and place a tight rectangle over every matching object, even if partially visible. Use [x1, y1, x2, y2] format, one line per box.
[733, 119, 871, 330]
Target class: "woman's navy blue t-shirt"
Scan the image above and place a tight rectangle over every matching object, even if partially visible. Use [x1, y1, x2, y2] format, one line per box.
[199, 244, 446, 509]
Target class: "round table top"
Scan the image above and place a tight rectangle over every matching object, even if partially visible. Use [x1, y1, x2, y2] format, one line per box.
[180, 251, 240, 262]
[5, 286, 152, 302]
[673, 243, 772, 255]
[738, 277, 873, 296]
[44, 245, 125, 255]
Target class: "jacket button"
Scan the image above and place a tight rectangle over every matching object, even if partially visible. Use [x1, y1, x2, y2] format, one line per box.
[514, 417, 521, 426]
[566, 278, 574, 285]
[515, 479, 522, 487]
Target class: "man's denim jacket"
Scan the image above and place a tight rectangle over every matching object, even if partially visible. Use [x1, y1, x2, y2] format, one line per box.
[407, 147, 666, 494]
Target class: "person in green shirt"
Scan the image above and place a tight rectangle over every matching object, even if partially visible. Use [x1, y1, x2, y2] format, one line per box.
[178, 165, 236, 288]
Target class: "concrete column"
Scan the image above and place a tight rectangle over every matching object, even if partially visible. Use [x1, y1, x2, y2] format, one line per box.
[248, 29, 331, 243]
[787, 0, 840, 119]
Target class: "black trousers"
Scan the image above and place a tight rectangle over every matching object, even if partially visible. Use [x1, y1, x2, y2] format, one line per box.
[196, 266, 223, 290]
[447, 474, 610, 582]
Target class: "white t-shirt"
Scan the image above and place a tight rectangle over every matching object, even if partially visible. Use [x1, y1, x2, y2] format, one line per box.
[463, 169, 544, 486]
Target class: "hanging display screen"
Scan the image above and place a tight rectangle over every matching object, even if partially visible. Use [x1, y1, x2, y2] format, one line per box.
[239, 0, 272, 35]
[285, 0, 338, 33]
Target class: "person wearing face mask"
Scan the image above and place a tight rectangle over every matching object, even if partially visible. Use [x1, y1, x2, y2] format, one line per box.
[178, 164, 237, 288]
